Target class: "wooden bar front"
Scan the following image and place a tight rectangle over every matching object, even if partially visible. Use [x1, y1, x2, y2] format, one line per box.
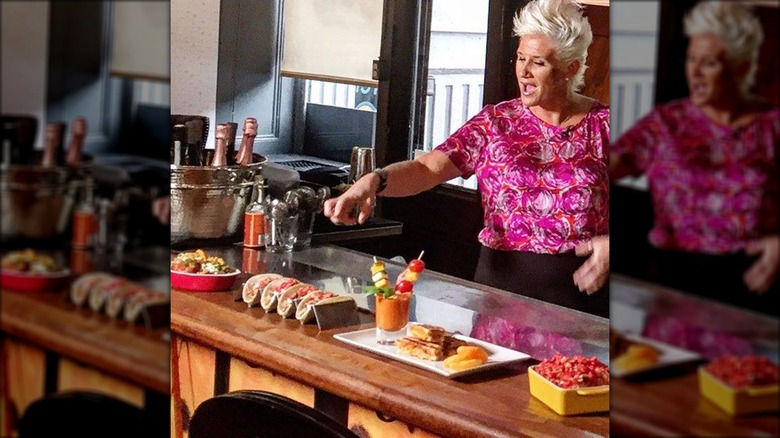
[170, 245, 609, 438]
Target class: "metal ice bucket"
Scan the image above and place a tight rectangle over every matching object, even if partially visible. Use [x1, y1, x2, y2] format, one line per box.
[170, 154, 266, 244]
[0, 165, 82, 240]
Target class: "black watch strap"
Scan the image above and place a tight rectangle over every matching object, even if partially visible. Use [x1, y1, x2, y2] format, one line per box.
[373, 168, 388, 194]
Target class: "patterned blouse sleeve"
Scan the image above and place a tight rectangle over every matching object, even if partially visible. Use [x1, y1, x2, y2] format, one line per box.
[434, 104, 495, 178]
[611, 107, 664, 176]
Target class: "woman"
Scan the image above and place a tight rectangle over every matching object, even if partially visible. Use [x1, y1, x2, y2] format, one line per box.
[325, 0, 610, 317]
[611, 1, 779, 314]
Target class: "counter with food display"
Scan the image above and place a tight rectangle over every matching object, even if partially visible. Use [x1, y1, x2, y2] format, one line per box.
[609, 274, 778, 437]
[0, 248, 170, 436]
[170, 244, 610, 438]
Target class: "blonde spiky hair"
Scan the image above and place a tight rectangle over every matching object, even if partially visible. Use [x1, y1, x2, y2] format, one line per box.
[684, 1, 764, 96]
[513, 0, 593, 92]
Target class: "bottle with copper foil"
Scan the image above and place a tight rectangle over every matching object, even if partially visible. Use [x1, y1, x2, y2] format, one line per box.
[41, 122, 65, 167]
[235, 117, 257, 165]
[72, 178, 97, 248]
[243, 176, 267, 248]
[210, 123, 228, 166]
[65, 117, 87, 166]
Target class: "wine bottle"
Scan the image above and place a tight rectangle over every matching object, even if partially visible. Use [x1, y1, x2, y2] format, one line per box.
[1, 121, 14, 167]
[235, 117, 257, 165]
[244, 176, 267, 248]
[41, 122, 65, 168]
[72, 177, 97, 248]
[225, 122, 238, 166]
[211, 123, 228, 166]
[171, 124, 187, 166]
[65, 117, 87, 166]
[184, 119, 204, 166]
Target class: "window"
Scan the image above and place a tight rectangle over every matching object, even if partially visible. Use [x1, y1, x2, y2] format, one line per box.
[305, 80, 377, 112]
[413, 0, 490, 190]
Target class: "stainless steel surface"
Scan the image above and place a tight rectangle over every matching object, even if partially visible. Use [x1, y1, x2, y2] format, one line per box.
[0, 165, 82, 240]
[348, 147, 375, 183]
[190, 245, 610, 363]
[170, 155, 267, 244]
[312, 221, 403, 244]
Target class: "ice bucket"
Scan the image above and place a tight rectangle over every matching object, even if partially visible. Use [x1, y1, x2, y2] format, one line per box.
[170, 154, 266, 244]
[0, 165, 82, 241]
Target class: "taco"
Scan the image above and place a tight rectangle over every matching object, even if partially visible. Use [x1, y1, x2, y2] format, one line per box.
[260, 277, 300, 312]
[277, 283, 319, 318]
[241, 273, 283, 307]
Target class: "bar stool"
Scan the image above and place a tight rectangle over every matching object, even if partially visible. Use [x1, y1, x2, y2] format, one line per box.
[188, 390, 360, 438]
[18, 391, 161, 438]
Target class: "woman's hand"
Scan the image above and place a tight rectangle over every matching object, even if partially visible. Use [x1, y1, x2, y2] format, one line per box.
[744, 235, 779, 294]
[573, 235, 609, 295]
[152, 196, 170, 225]
[323, 173, 378, 225]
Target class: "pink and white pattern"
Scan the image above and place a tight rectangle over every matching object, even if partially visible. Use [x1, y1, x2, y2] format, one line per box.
[436, 98, 610, 254]
[612, 98, 780, 254]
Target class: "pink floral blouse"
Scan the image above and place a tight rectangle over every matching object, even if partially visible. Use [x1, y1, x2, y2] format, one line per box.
[612, 99, 780, 254]
[436, 99, 610, 254]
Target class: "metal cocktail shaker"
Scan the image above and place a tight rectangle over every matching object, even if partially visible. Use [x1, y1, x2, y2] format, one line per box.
[349, 147, 375, 183]
[348, 147, 375, 221]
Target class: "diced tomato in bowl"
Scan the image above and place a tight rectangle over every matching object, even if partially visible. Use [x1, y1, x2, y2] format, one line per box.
[535, 354, 610, 389]
[705, 355, 778, 389]
[699, 355, 779, 416]
[528, 354, 610, 415]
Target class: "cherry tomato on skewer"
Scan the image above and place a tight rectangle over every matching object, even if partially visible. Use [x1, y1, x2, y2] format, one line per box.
[408, 259, 425, 273]
[396, 280, 413, 293]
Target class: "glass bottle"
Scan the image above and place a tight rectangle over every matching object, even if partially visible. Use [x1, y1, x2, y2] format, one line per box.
[210, 123, 228, 166]
[184, 119, 204, 166]
[224, 122, 238, 166]
[65, 116, 87, 166]
[235, 117, 257, 165]
[72, 178, 97, 248]
[243, 177, 267, 248]
[171, 124, 187, 166]
[41, 122, 65, 168]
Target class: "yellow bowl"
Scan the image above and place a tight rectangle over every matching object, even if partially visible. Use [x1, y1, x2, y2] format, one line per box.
[698, 366, 779, 416]
[528, 365, 610, 416]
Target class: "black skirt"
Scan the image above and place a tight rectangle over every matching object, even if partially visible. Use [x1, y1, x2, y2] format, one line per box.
[646, 247, 779, 317]
[473, 246, 609, 318]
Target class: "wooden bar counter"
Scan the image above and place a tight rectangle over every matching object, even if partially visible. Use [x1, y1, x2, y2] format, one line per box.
[0, 249, 170, 436]
[171, 245, 609, 438]
[610, 275, 779, 437]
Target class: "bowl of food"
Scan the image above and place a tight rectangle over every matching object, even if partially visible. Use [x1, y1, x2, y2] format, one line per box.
[1, 249, 71, 292]
[699, 355, 778, 416]
[528, 354, 610, 416]
[170, 249, 240, 292]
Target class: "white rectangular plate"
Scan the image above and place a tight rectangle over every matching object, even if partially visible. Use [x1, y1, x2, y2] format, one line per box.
[333, 327, 531, 378]
[611, 333, 703, 378]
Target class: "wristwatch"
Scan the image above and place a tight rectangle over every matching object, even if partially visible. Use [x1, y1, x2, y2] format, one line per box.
[373, 168, 388, 194]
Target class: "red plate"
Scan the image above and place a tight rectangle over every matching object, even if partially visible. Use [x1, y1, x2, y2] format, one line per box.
[1, 269, 71, 292]
[171, 268, 241, 292]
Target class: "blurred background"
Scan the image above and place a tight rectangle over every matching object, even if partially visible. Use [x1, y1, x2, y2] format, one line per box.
[609, 1, 779, 436]
[2, 0, 170, 250]
[1, 1, 170, 437]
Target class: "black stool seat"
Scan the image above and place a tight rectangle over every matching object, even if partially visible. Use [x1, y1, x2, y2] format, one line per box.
[189, 390, 359, 438]
[19, 391, 155, 438]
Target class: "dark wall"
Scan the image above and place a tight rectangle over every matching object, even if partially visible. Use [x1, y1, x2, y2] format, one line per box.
[216, 0, 295, 156]
[47, 1, 122, 154]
